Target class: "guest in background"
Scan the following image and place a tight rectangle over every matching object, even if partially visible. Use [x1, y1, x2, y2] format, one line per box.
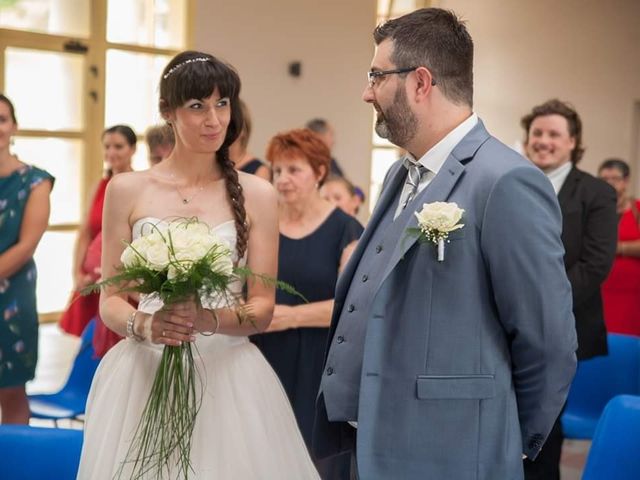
[59, 125, 136, 337]
[145, 123, 174, 166]
[306, 118, 344, 176]
[320, 174, 361, 217]
[229, 99, 271, 180]
[522, 99, 617, 480]
[0, 94, 54, 423]
[598, 158, 640, 336]
[251, 129, 362, 479]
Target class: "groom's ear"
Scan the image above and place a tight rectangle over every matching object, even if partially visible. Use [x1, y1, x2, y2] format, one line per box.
[413, 67, 435, 102]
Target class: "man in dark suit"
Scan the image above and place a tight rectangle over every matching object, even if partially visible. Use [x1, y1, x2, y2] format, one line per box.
[522, 99, 618, 480]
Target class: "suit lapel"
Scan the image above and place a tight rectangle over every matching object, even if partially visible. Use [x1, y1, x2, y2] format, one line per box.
[557, 166, 580, 209]
[379, 120, 491, 287]
[334, 160, 406, 302]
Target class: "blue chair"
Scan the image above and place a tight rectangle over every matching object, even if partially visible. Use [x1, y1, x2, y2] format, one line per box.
[582, 395, 640, 480]
[0, 425, 83, 479]
[29, 318, 100, 425]
[561, 334, 640, 439]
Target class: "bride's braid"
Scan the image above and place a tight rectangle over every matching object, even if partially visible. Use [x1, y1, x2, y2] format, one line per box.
[217, 146, 248, 260]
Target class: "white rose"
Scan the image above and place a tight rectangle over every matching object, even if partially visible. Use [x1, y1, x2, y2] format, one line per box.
[167, 264, 181, 280]
[121, 236, 151, 267]
[415, 202, 464, 233]
[210, 251, 234, 276]
[120, 245, 140, 268]
[168, 222, 215, 262]
[145, 232, 170, 271]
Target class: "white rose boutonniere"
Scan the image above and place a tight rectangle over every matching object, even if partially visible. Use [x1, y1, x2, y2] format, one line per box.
[409, 201, 465, 261]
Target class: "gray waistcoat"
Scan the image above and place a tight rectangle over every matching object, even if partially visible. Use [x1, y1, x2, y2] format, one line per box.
[321, 183, 416, 421]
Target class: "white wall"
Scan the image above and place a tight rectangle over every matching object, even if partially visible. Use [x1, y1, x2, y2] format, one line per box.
[194, 0, 377, 210]
[437, 0, 640, 191]
[194, 0, 640, 204]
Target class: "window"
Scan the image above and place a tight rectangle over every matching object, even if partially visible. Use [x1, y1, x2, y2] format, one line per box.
[0, 0, 191, 318]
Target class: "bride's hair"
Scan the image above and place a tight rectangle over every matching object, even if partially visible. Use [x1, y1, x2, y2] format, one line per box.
[159, 51, 248, 260]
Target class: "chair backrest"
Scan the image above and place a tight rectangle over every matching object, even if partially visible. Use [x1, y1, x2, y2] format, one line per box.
[583, 395, 640, 480]
[565, 334, 640, 415]
[61, 318, 101, 395]
[0, 425, 83, 479]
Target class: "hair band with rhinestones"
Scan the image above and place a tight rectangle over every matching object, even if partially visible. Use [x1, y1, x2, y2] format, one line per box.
[163, 57, 210, 80]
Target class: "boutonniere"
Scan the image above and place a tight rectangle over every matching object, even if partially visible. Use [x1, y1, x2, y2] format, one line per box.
[407, 202, 465, 262]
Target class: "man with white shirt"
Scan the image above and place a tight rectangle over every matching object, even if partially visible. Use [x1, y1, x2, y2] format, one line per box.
[521, 99, 617, 480]
[313, 9, 578, 480]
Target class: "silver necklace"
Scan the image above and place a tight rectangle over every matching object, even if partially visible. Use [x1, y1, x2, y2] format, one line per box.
[170, 172, 213, 205]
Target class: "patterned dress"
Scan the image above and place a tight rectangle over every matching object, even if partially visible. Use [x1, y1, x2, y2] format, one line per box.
[0, 164, 54, 387]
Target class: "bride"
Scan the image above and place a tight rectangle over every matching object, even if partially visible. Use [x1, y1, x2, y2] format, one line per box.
[77, 51, 319, 479]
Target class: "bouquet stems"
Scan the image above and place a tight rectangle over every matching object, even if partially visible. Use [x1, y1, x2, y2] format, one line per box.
[116, 302, 202, 480]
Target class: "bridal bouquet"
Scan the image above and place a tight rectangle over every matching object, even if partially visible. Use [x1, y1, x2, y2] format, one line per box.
[85, 218, 291, 479]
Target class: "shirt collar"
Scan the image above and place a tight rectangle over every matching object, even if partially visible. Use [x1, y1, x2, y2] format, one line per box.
[407, 113, 478, 174]
[544, 161, 573, 194]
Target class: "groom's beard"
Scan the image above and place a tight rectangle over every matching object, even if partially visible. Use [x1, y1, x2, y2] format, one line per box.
[374, 86, 417, 148]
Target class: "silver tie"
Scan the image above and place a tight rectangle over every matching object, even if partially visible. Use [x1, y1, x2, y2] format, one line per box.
[401, 161, 427, 210]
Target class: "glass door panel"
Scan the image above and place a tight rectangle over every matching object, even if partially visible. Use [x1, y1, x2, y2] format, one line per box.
[4, 47, 85, 131]
[0, 0, 90, 37]
[107, 0, 186, 49]
[33, 231, 75, 314]
[12, 137, 83, 225]
[104, 49, 170, 133]
[370, 148, 401, 211]
[131, 141, 151, 172]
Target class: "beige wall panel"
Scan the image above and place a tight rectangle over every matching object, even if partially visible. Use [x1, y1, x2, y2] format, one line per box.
[194, 0, 377, 205]
[436, 0, 640, 191]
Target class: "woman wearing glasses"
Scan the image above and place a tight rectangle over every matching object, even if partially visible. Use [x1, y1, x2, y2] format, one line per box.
[598, 158, 640, 336]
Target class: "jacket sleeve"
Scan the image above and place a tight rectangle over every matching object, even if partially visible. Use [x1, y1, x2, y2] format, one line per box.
[480, 165, 578, 460]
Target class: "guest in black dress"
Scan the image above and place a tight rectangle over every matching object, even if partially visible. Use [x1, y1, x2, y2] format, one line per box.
[251, 128, 362, 479]
[230, 99, 271, 180]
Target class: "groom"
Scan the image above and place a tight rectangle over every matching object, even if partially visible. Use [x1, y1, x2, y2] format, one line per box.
[313, 8, 577, 480]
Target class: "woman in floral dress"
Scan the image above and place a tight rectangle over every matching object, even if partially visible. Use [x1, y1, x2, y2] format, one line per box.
[0, 94, 54, 424]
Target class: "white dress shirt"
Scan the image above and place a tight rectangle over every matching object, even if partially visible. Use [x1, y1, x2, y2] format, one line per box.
[545, 161, 572, 195]
[394, 113, 479, 218]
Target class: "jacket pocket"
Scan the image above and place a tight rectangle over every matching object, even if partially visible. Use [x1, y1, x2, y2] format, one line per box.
[416, 374, 495, 400]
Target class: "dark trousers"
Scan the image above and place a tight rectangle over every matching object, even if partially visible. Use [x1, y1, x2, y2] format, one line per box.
[316, 452, 352, 480]
[523, 416, 563, 480]
[350, 447, 359, 480]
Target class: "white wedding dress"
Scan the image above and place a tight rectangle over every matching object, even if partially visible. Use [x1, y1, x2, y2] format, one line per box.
[77, 218, 319, 479]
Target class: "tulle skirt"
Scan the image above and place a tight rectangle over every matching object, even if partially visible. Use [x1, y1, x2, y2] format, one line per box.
[77, 334, 320, 479]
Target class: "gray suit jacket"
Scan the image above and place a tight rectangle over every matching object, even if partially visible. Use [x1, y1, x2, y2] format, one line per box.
[313, 121, 578, 480]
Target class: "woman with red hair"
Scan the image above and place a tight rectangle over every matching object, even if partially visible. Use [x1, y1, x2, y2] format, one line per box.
[251, 128, 362, 478]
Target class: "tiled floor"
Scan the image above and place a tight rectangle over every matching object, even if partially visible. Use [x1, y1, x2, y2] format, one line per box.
[26, 323, 591, 476]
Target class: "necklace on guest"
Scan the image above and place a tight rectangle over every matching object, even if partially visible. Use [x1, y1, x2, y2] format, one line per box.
[170, 172, 215, 205]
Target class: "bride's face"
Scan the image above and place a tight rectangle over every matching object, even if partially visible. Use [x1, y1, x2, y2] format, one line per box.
[168, 88, 231, 154]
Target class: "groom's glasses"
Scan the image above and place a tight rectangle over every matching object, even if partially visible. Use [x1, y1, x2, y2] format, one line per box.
[367, 67, 436, 87]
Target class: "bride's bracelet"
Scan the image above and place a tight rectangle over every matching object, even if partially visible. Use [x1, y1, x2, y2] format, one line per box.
[199, 308, 219, 336]
[126, 310, 144, 342]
